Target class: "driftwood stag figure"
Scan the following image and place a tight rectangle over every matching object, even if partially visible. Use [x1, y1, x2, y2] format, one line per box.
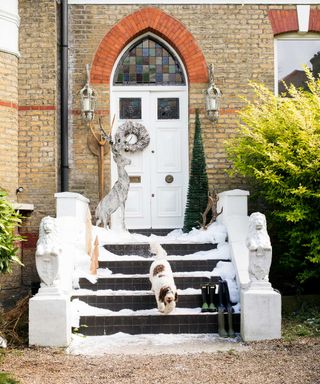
[95, 125, 131, 230]
[199, 190, 223, 229]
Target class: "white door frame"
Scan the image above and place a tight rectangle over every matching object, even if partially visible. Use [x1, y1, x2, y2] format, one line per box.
[109, 33, 189, 229]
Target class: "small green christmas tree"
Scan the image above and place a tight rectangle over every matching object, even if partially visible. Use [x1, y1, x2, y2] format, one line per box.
[183, 109, 209, 232]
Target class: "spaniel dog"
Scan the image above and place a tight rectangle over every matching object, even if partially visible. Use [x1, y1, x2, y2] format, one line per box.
[149, 241, 178, 314]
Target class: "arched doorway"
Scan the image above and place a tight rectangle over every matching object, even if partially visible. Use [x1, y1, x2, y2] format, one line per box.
[110, 33, 188, 230]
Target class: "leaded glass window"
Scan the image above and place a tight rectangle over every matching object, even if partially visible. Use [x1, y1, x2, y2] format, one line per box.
[158, 98, 179, 119]
[120, 98, 141, 119]
[114, 37, 186, 86]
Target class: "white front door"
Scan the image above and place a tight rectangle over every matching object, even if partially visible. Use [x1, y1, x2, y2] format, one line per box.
[110, 89, 188, 229]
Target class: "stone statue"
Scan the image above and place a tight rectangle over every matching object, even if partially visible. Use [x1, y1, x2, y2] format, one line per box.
[95, 150, 131, 230]
[95, 120, 149, 231]
[246, 212, 272, 283]
[35, 216, 62, 287]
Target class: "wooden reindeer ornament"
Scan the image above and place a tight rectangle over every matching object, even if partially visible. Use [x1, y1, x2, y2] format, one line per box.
[87, 115, 115, 201]
[199, 190, 223, 229]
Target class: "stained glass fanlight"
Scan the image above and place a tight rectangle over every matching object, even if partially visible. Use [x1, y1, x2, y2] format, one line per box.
[114, 37, 186, 86]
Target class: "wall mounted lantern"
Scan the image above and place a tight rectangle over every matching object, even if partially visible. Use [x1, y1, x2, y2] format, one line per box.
[80, 64, 109, 201]
[80, 64, 97, 122]
[205, 64, 222, 123]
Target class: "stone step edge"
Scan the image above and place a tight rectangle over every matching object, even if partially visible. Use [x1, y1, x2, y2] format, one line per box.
[98, 255, 229, 262]
[72, 300, 239, 317]
[78, 310, 225, 317]
[72, 288, 201, 296]
[103, 242, 217, 245]
[85, 272, 219, 279]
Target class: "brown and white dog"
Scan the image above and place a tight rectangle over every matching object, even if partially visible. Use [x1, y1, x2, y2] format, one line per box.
[149, 241, 178, 314]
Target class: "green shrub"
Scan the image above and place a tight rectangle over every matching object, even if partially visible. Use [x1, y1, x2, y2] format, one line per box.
[0, 372, 20, 384]
[0, 190, 23, 273]
[226, 70, 320, 284]
[282, 301, 320, 341]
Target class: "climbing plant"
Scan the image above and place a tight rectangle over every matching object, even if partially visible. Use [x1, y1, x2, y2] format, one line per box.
[183, 109, 209, 232]
[0, 190, 23, 273]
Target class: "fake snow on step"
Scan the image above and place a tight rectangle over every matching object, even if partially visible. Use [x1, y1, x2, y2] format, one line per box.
[99, 242, 230, 261]
[71, 300, 240, 320]
[71, 260, 240, 326]
[72, 287, 201, 296]
[93, 222, 228, 245]
[67, 333, 248, 356]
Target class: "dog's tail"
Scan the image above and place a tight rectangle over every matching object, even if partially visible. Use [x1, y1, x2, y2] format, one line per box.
[149, 240, 167, 258]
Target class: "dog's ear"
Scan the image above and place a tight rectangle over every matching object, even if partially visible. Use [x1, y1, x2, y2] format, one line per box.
[175, 292, 178, 302]
[159, 287, 168, 303]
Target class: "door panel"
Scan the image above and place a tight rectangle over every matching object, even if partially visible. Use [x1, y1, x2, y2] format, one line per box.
[150, 91, 188, 229]
[157, 187, 182, 217]
[156, 128, 181, 172]
[110, 90, 188, 229]
[111, 91, 151, 229]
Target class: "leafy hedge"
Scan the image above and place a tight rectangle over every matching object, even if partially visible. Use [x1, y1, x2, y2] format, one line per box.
[226, 70, 320, 284]
[0, 191, 23, 273]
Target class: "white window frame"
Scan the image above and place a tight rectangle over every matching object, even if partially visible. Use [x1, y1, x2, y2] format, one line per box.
[274, 33, 320, 95]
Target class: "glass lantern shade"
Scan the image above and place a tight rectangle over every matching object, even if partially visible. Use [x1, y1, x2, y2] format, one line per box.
[205, 87, 221, 122]
[80, 84, 96, 122]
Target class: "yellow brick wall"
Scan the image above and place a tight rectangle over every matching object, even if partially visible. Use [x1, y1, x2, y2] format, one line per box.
[18, 0, 59, 286]
[0, 51, 21, 299]
[0, 52, 19, 199]
[68, 3, 277, 210]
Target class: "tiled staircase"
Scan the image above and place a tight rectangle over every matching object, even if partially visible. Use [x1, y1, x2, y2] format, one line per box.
[72, 231, 240, 336]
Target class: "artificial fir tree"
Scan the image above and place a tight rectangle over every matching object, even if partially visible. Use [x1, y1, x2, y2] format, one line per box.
[183, 109, 209, 232]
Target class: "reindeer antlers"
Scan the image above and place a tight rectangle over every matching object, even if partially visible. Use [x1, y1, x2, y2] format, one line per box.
[198, 190, 223, 230]
[98, 114, 115, 143]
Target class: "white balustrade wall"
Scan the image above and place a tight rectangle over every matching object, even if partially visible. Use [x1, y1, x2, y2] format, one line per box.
[29, 193, 90, 347]
[217, 189, 281, 341]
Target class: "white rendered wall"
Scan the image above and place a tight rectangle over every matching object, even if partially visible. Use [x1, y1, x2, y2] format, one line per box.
[0, 0, 20, 57]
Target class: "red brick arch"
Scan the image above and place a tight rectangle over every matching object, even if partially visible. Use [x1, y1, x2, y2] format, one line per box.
[91, 7, 208, 84]
[268, 9, 320, 36]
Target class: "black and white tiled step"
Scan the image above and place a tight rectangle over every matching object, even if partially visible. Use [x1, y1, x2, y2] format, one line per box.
[73, 237, 238, 336]
[73, 289, 204, 311]
[78, 274, 221, 291]
[78, 313, 240, 336]
[99, 258, 220, 274]
[104, 243, 216, 257]
[128, 228, 171, 237]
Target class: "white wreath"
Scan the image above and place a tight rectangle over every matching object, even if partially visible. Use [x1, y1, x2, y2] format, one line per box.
[115, 121, 150, 152]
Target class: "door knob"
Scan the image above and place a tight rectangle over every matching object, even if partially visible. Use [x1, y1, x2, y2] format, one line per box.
[165, 175, 174, 183]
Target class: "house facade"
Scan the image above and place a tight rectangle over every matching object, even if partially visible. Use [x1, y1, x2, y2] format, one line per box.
[0, 0, 319, 301]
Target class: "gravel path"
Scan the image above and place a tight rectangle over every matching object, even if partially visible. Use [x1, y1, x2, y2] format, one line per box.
[1, 338, 320, 384]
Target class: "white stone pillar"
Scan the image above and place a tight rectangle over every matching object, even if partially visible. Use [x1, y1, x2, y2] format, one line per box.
[55, 192, 90, 222]
[29, 290, 71, 347]
[217, 189, 250, 223]
[217, 189, 251, 288]
[241, 283, 281, 341]
[29, 193, 90, 347]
